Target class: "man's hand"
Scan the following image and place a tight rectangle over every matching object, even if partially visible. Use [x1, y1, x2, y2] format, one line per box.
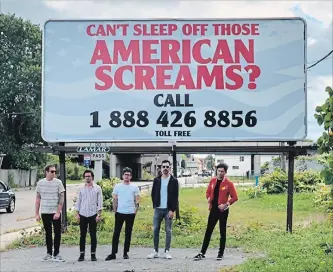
[167, 211, 174, 219]
[53, 212, 60, 220]
[96, 215, 101, 222]
[218, 203, 229, 211]
[76, 214, 80, 221]
[207, 197, 211, 203]
[36, 214, 40, 222]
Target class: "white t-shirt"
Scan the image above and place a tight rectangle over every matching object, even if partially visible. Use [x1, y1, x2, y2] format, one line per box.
[112, 183, 140, 214]
[36, 178, 65, 214]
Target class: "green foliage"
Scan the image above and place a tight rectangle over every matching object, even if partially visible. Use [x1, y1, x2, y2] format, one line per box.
[205, 154, 214, 169]
[173, 204, 204, 234]
[314, 184, 332, 208]
[67, 209, 114, 232]
[37, 154, 89, 181]
[96, 178, 120, 211]
[260, 161, 270, 175]
[7, 189, 333, 272]
[66, 163, 87, 181]
[0, 14, 46, 169]
[314, 86, 333, 154]
[260, 169, 322, 194]
[245, 186, 267, 199]
[142, 170, 154, 180]
[181, 159, 186, 169]
[319, 152, 333, 186]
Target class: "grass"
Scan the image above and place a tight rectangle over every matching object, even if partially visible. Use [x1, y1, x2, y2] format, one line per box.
[6, 187, 333, 271]
[66, 180, 82, 184]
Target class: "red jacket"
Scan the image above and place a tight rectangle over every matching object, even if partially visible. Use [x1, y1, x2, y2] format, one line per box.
[206, 177, 238, 210]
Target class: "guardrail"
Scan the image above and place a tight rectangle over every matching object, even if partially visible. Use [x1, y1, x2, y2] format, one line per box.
[138, 184, 153, 191]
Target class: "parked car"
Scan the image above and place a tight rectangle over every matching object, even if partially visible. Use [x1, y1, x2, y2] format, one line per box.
[0, 180, 15, 213]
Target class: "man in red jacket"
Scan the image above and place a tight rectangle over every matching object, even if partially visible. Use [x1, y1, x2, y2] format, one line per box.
[194, 163, 238, 261]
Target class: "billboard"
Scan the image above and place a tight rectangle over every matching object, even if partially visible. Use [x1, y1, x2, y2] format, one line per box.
[42, 18, 307, 142]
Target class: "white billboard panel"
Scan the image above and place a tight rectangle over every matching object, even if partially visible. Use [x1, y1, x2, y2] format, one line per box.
[42, 18, 307, 142]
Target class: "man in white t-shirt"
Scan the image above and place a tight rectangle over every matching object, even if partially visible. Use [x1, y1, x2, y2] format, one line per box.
[35, 164, 65, 262]
[105, 167, 140, 261]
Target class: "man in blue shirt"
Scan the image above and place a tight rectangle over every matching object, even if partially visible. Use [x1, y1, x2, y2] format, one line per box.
[105, 167, 140, 260]
[147, 160, 179, 260]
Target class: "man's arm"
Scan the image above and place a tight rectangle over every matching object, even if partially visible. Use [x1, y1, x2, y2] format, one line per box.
[135, 194, 140, 213]
[206, 178, 214, 202]
[56, 181, 65, 215]
[151, 178, 156, 200]
[76, 190, 82, 217]
[97, 187, 103, 216]
[228, 183, 239, 205]
[35, 192, 41, 219]
[135, 186, 140, 213]
[112, 194, 118, 213]
[57, 192, 64, 214]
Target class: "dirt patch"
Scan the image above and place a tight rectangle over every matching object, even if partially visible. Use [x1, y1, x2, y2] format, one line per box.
[300, 214, 327, 228]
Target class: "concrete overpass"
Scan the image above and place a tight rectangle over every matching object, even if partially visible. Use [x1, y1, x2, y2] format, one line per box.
[23, 141, 317, 180]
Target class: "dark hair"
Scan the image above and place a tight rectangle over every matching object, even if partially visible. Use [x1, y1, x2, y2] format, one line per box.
[83, 169, 94, 179]
[161, 160, 171, 166]
[44, 164, 56, 172]
[122, 167, 132, 175]
[216, 163, 228, 172]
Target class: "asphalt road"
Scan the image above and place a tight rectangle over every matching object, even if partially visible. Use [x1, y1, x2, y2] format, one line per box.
[0, 178, 204, 235]
[0, 184, 82, 235]
[0, 181, 158, 235]
[0, 246, 249, 272]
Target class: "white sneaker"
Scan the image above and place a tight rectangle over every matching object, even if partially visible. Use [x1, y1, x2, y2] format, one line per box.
[147, 251, 159, 259]
[53, 255, 65, 262]
[42, 254, 53, 262]
[164, 250, 172, 259]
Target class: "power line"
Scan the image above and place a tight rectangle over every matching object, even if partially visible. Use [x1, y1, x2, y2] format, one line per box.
[307, 50, 333, 70]
[307, 56, 332, 65]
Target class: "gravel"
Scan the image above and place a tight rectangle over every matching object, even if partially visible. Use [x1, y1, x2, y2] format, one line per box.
[0, 246, 248, 272]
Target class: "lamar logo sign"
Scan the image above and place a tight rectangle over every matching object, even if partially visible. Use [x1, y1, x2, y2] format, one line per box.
[77, 146, 110, 153]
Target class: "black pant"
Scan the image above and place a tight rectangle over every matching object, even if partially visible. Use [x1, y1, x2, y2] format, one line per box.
[41, 213, 62, 256]
[79, 214, 97, 253]
[111, 212, 136, 255]
[201, 208, 229, 255]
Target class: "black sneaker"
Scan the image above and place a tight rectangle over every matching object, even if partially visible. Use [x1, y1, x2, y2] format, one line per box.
[217, 253, 223, 260]
[105, 254, 116, 261]
[123, 254, 129, 259]
[194, 253, 205, 260]
[91, 254, 97, 261]
[78, 253, 84, 262]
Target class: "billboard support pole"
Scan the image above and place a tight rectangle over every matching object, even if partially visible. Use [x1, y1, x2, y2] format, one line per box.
[59, 142, 67, 233]
[286, 141, 296, 233]
[172, 145, 180, 220]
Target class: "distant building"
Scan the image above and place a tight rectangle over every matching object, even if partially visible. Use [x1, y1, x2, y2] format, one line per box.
[214, 155, 279, 177]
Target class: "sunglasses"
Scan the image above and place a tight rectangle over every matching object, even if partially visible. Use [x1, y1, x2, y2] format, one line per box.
[162, 166, 170, 168]
[50, 170, 56, 173]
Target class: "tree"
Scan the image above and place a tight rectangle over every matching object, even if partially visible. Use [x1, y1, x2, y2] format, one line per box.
[205, 154, 214, 169]
[181, 159, 186, 169]
[0, 14, 46, 169]
[314, 86, 333, 154]
[314, 86, 333, 187]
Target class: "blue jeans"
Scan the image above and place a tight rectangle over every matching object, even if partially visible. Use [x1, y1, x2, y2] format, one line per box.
[153, 208, 172, 252]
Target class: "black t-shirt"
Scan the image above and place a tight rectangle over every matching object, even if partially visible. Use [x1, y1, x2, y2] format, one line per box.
[212, 179, 223, 209]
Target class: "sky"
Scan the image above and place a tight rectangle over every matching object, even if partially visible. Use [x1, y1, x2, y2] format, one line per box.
[2, 0, 332, 146]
